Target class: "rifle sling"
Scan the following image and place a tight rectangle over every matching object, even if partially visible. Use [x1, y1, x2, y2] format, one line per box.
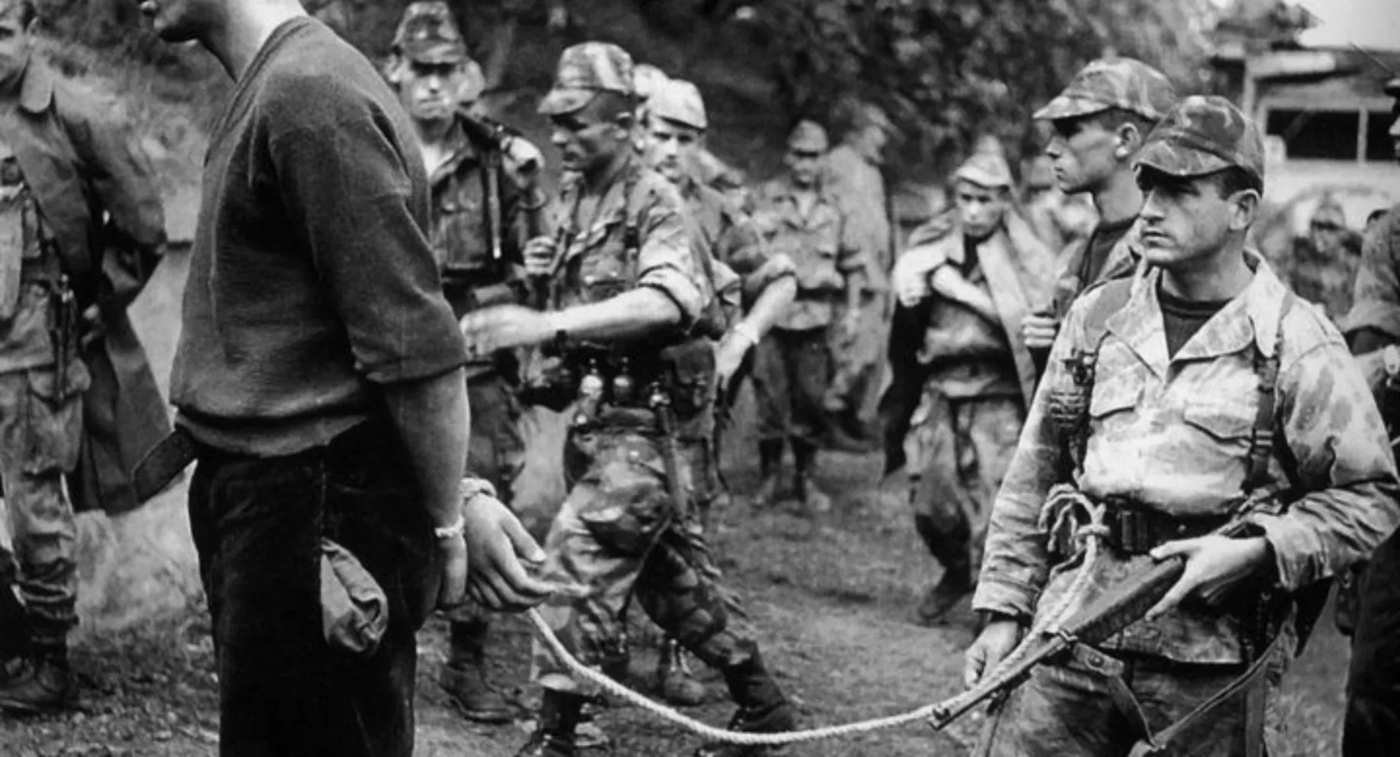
[1124, 629, 1285, 757]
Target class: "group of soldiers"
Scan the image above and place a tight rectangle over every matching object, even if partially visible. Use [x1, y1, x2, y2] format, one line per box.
[1, 0, 1400, 756]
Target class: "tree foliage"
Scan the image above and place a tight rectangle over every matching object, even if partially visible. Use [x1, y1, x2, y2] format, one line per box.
[746, 0, 1217, 176]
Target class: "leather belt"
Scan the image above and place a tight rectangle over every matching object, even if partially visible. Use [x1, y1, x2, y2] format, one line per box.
[1102, 498, 1227, 555]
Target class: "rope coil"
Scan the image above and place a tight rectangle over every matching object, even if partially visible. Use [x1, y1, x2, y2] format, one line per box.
[524, 493, 1111, 746]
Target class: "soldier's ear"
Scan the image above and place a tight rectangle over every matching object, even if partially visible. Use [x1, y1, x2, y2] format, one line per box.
[383, 55, 407, 87]
[1113, 122, 1142, 160]
[1228, 188, 1261, 232]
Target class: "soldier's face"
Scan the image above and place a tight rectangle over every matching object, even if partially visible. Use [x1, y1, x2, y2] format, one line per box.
[1309, 210, 1347, 256]
[642, 116, 700, 184]
[784, 148, 822, 187]
[549, 101, 629, 176]
[954, 180, 1007, 240]
[1045, 115, 1118, 194]
[0, 6, 30, 85]
[138, 0, 220, 42]
[1136, 169, 1256, 269]
[399, 60, 465, 124]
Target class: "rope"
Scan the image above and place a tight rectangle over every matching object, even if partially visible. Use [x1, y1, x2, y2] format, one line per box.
[524, 494, 1111, 746]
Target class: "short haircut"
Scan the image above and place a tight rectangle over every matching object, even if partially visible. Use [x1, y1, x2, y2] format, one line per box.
[1091, 107, 1158, 142]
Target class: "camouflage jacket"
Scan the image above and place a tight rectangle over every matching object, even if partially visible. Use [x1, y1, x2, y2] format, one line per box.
[974, 256, 1400, 664]
[548, 157, 709, 325]
[1343, 205, 1400, 342]
[1044, 218, 1142, 319]
[428, 119, 532, 377]
[681, 176, 792, 315]
[751, 176, 864, 330]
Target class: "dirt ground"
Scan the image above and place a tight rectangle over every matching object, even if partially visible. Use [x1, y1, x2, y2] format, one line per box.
[0, 382, 1354, 756]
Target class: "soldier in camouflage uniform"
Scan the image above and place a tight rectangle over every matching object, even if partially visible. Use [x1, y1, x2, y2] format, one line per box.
[749, 121, 867, 514]
[1343, 74, 1400, 755]
[964, 96, 1400, 756]
[384, 1, 548, 724]
[459, 42, 794, 757]
[886, 152, 1056, 625]
[0, 0, 166, 712]
[1021, 58, 1176, 361]
[639, 75, 798, 707]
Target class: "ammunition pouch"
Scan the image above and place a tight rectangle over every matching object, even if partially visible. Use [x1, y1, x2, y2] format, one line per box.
[520, 335, 715, 419]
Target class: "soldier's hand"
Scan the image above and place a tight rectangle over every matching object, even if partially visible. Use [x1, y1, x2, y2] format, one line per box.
[1022, 312, 1060, 350]
[461, 304, 554, 356]
[891, 249, 936, 307]
[462, 493, 553, 612]
[502, 136, 544, 192]
[963, 618, 1022, 688]
[1145, 535, 1272, 620]
[523, 236, 557, 278]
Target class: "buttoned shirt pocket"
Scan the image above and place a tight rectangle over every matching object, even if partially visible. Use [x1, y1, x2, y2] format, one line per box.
[1181, 399, 1255, 453]
[435, 180, 490, 275]
[1088, 373, 1140, 429]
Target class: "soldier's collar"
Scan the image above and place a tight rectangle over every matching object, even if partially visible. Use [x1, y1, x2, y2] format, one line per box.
[18, 55, 54, 115]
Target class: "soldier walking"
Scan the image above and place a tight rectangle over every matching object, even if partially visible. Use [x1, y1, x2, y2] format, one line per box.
[886, 152, 1056, 625]
[966, 96, 1400, 756]
[638, 75, 797, 707]
[460, 42, 795, 757]
[749, 121, 866, 514]
[0, 0, 167, 711]
[384, 1, 548, 724]
[1020, 58, 1176, 357]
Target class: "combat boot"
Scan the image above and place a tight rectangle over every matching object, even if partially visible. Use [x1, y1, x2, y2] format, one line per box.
[656, 637, 707, 706]
[441, 619, 515, 723]
[913, 515, 973, 625]
[694, 648, 795, 757]
[791, 440, 831, 515]
[751, 439, 784, 509]
[516, 688, 585, 757]
[0, 651, 73, 714]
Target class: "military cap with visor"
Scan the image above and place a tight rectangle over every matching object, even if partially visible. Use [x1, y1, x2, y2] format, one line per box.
[539, 42, 637, 116]
[649, 78, 707, 131]
[392, 1, 468, 65]
[1134, 95, 1265, 186]
[1034, 57, 1176, 122]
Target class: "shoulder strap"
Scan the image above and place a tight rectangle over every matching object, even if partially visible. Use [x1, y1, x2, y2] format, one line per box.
[1242, 292, 1296, 494]
[1061, 278, 1135, 476]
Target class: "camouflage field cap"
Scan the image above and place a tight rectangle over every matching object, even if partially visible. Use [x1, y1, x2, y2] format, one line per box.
[787, 120, 829, 152]
[539, 42, 636, 116]
[633, 63, 670, 103]
[1134, 95, 1265, 185]
[1034, 57, 1175, 122]
[650, 79, 707, 131]
[954, 151, 1014, 190]
[391, 1, 468, 65]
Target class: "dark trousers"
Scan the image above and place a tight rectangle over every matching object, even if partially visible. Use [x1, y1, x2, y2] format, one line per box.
[1346, 526, 1400, 756]
[187, 419, 436, 757]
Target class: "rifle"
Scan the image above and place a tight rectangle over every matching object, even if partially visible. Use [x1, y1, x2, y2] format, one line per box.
[928, 519, 1251, 730]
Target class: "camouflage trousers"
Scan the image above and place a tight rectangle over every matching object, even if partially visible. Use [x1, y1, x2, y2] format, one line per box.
[531, 416, 751, 694]
[0, 362, 89, 651]
[446, 371, 526, 627]
[977, 644, 1287, 756]
[905, 390, 1022, 573]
